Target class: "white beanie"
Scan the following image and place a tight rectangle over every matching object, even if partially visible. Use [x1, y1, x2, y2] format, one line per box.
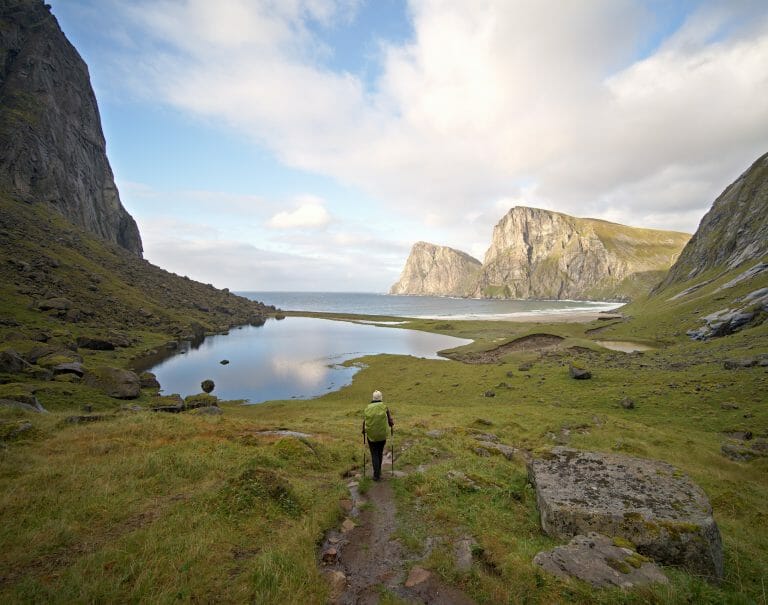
[372, 390, 383, 402]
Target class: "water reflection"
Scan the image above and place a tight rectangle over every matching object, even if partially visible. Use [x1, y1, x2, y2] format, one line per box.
[147, 316, 471, 403]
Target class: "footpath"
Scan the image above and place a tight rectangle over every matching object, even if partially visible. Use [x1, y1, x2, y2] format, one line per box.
[318, 450, 475, 604]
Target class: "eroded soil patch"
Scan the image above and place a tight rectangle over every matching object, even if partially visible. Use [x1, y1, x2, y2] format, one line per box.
[449, 333, 565, 364]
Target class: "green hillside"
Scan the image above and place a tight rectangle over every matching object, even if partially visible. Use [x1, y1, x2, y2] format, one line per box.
[1, 195, 766, 603]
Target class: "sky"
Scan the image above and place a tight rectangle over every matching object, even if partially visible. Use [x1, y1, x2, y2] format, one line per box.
[48, 0, 768, 292]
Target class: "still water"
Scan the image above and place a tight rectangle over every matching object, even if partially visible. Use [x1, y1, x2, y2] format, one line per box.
[149, 316, 471, 403]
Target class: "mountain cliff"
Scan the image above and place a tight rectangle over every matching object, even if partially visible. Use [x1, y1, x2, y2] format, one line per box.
[645, 151, 768, 340]
[0, 0, 142, 256]
[391, 208, 689, 301]
[474, 207, 690, 301]
[389, 242, 482, 296]
[659, 151, 768, 289]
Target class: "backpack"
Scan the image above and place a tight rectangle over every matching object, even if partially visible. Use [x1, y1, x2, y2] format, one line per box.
[364, 402, 389, 441]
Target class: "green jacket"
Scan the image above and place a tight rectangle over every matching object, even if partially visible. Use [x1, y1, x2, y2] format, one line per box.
[362, 402, 393, 442]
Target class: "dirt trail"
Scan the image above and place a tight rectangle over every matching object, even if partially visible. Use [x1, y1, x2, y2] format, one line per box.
[320, 452, 475, 604]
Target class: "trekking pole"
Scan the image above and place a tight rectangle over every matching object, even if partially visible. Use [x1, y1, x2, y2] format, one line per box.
[362, 433, 367, 479]
[391, 427, 394, 477]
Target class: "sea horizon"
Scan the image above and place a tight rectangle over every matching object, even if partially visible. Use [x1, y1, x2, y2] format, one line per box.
[237, 291, 624, 321]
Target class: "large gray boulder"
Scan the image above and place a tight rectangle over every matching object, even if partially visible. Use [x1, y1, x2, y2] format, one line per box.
[534, 532, 668, 588]
[527, 448, 723, 580]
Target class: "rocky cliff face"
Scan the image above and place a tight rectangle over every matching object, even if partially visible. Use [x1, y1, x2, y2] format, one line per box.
[0, 0, 142, 256]
[390, 242, 482, 296]
[391, 207, 690, 300]
[474, 207, 689, 300]
[659, 151, 768, 288]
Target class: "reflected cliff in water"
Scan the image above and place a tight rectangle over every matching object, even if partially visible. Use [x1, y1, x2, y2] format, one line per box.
[145, 316, 471, 403]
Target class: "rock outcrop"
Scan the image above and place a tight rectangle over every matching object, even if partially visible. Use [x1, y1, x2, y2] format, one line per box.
[0, 0, 142, 256]
[389, 242, 482, 297]
[390, 208, 689, 301]
[660, 152, 768, 288]
[474, 207, 689, 300]
[534, 532, 668, 589]
[527, 448, 723, 581]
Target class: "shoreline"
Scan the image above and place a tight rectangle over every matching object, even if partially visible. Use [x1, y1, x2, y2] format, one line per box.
[288, 309, 625, 325]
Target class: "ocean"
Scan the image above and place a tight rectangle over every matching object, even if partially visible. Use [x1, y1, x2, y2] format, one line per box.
[237, 291, 623, 320]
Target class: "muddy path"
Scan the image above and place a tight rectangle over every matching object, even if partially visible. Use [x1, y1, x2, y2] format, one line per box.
[320, 452, 475, 604]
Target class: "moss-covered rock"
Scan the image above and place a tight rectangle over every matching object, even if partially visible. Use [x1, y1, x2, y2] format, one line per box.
[84, 366, 140, 399]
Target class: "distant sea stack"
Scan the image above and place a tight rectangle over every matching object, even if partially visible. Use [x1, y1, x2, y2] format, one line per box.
[474, 207, 690, 300]
[658, 151, 768, 289]
[390, 207, 690, 301]
[390, 242, 482, 297]
[0, 0, 142, 256]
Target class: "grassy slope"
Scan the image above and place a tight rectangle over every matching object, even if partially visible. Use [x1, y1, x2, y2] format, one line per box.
[1, 204, 767, 603]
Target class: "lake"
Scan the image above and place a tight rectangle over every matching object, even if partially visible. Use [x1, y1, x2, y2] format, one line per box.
[238, 291, 623, 320]
[149, 316, 471, 403]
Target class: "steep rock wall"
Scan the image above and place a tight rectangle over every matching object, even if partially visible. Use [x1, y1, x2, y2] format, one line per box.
[474, 207, 689, 300]
[0, 0, 142, 256]
[389, 242, 482, 297]
[659, 151, 768, 288]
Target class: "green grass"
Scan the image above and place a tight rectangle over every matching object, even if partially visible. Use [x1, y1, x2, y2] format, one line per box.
[1, 197, 767, 603]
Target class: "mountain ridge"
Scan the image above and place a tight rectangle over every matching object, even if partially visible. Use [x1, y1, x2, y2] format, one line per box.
[392, 207, 690, 301]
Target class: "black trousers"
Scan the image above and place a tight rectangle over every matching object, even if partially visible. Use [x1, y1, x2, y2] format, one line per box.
[368, 440, 386, 479]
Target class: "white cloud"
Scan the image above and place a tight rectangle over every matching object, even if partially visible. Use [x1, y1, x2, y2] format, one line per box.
[110, 0, 768, 239]
[267, 195, 331, 229]
[65, 0, 768, 292]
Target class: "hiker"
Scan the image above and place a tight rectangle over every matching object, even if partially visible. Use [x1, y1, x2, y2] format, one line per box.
[362, 390, 394, 481]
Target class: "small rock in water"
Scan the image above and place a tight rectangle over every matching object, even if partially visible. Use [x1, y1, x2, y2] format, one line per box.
[220, 359, 230, 365]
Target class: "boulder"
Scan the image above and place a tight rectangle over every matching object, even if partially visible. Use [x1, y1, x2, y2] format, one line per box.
[0, 349, 30, 374]
[620, 397, 635, 410]
[193, 406, 223, 416]
[184, 393, 218, 409]
[475, 440, 519, 461]
[534, 532, 668, 588]
[201, 379, 215, 393]
[569, 364, 592, 380]
[0, 398, 45, 413]
[0, 420, 34, 441]
[37, 297, 72, 311]
[84, 367, 141, 399]
[52, 362, 85, 377]
[139, 372, 160, 389]
[723, 358, 757, 370]
[527, 448, 723, 580]
[36, 350, 83, 369]
[76, 336, 115, 350]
